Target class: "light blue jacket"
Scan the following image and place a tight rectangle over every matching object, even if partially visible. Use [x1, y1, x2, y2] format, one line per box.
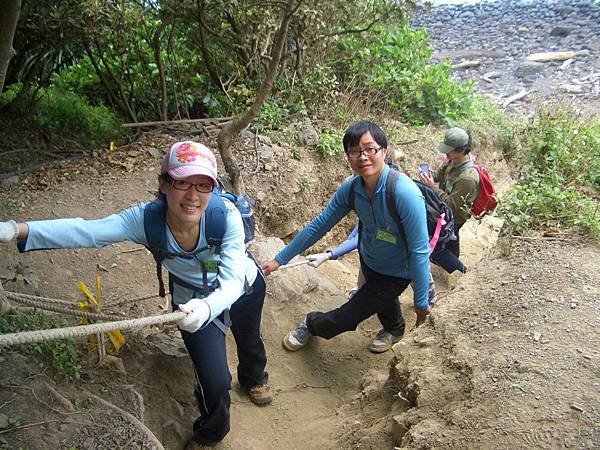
[19, 200, 258, 323]
[275, 165, 431, 309]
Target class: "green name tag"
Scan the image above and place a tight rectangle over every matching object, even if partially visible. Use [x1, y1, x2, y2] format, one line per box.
[376, 229, 398, 244]
[203, 260, 219, 273]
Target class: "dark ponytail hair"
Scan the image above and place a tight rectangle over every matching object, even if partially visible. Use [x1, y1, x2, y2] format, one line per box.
[459, 131, 472, 155]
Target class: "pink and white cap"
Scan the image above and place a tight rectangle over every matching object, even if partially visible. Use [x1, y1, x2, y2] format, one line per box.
[161, 141, 218, 185]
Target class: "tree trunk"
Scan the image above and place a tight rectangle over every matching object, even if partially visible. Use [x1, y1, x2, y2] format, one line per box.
[0, 0, 21, 95]
[217, 0, 302, 194]
[84, 46, 137, 123]
[152, 11, 174, 121]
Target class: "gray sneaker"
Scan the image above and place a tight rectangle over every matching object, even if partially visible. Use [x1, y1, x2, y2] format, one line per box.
[283, 321, 312, 351]
[368, 329, 402, 353]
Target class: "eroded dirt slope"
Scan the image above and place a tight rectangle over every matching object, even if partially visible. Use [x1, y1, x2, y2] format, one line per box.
[1, 132, 598, 449]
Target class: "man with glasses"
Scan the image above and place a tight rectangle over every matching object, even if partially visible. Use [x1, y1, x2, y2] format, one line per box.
[261, 120, 431, 354]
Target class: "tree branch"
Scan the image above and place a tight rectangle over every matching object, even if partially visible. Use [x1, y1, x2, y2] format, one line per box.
[217, 0, 303, 194]
[153, 10, 174, 121]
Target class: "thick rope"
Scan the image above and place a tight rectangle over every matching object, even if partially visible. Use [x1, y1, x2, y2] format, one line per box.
[6, 292, 127, 322]
[0, 311, 187, 348]
[5, 291, 75, 306]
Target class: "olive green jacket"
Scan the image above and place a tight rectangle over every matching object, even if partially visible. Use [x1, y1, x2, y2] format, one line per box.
[433, 156, 480, 226]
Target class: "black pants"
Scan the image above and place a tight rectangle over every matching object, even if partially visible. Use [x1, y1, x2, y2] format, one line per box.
[430, 222, 466, 273]
[306, 258, 410, 339]
[447, 222, 464, 258]
[179, 274, 268, 445]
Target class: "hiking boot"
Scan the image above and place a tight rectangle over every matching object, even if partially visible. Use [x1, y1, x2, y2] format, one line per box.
[368, 329, 402, 353]
[282, 321, 312, 351]
[245, 383, 273, 405]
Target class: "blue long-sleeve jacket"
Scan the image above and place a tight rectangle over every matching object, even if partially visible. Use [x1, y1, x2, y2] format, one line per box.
[329, 225, 358, 260]
[18, 201, 258, 324]
[275, 165, 431, 309]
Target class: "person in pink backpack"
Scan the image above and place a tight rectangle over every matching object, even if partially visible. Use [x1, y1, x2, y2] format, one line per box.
[419, 127, 481, 268]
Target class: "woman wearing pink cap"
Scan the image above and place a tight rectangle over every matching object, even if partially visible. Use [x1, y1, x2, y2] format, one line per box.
[0, 141, 271, 448]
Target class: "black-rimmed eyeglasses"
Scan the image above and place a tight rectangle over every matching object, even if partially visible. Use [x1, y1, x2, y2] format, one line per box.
[346, 147, 382, 159]
[170, 179, 214, 193]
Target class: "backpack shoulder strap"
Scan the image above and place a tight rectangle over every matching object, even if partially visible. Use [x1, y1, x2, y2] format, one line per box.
[347, 175, 362, 245]
[204, 192, 228, 249]
[452, 160, 477, 176]
[144, 198, 168, 262]
[143, 198, 169, 297]
[347, 176, 360, 211]
[385, 168, 403, 234]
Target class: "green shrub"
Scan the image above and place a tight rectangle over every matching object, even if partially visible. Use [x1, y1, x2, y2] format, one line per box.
[255, 99, 291, 131]
[291, 147, 302, 160]
[337, 22, 476, 125]
[0, 312, 82, 381]
[499, 110, 600, 239]
[0, 83, 21, 104]
[33, 87, 122, 149]
[317, 128, 344, 157]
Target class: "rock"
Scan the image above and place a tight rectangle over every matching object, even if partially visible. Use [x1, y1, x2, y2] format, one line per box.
[247, 236, 285, 263]
[414, 336, 435, 347]
[533, 331, 542, 342]
[146, 147, 161, 158]
[258, 144, 274, 163]
[297, 122, 319, 147]
[391, 415, 410, 443]
[516, 61, 545, 78]
[581, 42, 600, 52]
[0, 414, 9, 429]
[550, 26, 572, 37]
[145, 333, 188, 358]
[359, 370, 388, 400]
[239, 129, 255, 142]
[101, 354, 127, 375]
[570, 403, 585, 413]
[560, 84, 584, 94]
[0, 175, 19, 186]
[527, 51, 578, 62]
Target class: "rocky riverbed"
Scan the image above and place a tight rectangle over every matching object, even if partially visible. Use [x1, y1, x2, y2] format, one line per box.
[410, 0, 600, 111]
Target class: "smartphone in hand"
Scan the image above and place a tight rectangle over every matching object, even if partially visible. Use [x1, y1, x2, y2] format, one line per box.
[419, 163, 430, 176]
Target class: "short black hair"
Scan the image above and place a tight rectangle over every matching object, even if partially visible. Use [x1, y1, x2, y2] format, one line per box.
[343, 120, 388, 152]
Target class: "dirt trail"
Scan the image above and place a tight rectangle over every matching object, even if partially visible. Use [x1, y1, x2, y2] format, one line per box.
[1, 136, 598, 449]
[0, 167, 504, 450]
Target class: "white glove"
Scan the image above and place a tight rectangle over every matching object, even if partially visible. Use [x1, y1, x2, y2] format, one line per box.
[0, 221, 18, 242]
[177, 298, 210, 333]
[306, 252, 331, 268]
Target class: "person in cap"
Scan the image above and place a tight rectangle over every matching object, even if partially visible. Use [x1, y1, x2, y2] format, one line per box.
[418, 127, 479, 269]
[261, 120, 431, 354]
[0, 141, 271, 448]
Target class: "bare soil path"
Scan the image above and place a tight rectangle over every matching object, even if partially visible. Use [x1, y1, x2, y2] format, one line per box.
[0, 134, 598, 449]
